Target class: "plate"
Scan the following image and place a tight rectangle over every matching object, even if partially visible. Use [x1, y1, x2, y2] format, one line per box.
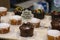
[0, 25, 48, 40]
[0, 12, 51, 40]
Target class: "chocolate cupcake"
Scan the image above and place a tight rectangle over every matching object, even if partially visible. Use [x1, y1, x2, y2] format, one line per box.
[19, 22, 34, 37]
[51, 11, 60, 31]
[51, 19, 60, 31]
[51, 11, 60, 20]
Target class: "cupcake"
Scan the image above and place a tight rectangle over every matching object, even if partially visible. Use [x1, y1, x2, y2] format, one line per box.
[14, 7, 24, 16]
[9, 15, 22, 25]
[30, 18, 40, 28]
[0, 23, 10, 34]
[47, 30, 60, 40]
[0, 7, 7, 16]
[51, 11, 60, 20]
[51, 19, 60, 31]
[19, 22, 34, 37]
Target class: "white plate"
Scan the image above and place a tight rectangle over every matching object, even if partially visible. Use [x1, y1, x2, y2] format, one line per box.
[0, 25, 48, 40]
[0, 12, 51, 40]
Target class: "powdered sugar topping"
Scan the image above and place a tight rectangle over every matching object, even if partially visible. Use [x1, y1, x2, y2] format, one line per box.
[0, 23, 10, 28]
[48, 30, 60, 37]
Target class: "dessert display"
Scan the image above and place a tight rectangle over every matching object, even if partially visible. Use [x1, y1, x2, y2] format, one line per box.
[0, 23, 10, 34]
[0, 6, 60, 40]
[47, 30, 60, 40]
[0, 7, 7, 16]
[9, 15, 22, 25]
[30, 18, 40, 28]
[19, 22, 34, 37]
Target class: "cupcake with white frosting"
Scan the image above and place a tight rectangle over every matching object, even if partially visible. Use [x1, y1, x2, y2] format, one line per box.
[47, 30, 60, 40]
[9, 15, 22, 25]
[0, 23, 10, 34]
[0, 7, 7, 16]
[30, 18, 40, 28]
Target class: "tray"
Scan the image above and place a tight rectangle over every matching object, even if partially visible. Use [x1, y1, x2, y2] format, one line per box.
[0, 12, 52, 40]
[0, 25, 48, 40]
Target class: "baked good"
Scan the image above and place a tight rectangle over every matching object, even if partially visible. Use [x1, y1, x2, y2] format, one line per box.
[14, 7, 24, 16]
[30, 18, 40, 28]
[9, 15, 22, 25]
[0, 7, 7, 16]
[47, 30, 60, 40]
[19, 22, 34, 37]
[32, 9, 45, 19]
[0, 23, 10, 34]
[51, 19, 60, 31]
[51, 11, 60, 31]
[51, 11, 60, 20]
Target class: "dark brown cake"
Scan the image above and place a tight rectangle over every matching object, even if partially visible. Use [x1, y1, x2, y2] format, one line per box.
[51, 11, 60, 20]
[19, 22, 34, 37]
[51, 11, 60, 31]
[51, 19, 60, 31]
